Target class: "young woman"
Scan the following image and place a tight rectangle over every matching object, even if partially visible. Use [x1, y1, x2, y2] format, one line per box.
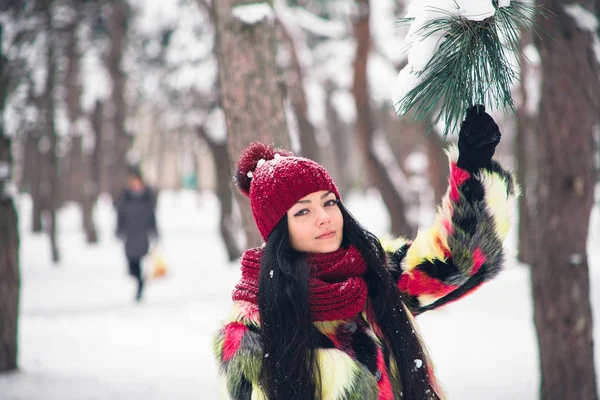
[213, 106, 518, 399]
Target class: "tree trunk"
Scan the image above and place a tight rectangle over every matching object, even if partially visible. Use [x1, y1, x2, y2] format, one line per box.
[65, 136, 85, 204]
[62, 4, 98, 242]
[213, 0, 290, 248]
[198, 126, 241, 261]
[83, 100, 103, 244]
[276, 17, 321, 163]
[157, 130, 169, 189]
[425, 131, 449, 204]
[62, 9, 85, 206]
[324, 80, 353, 197]
[0, 133, 19, 373]
[105, 0, 131, 203]
[82, 189, 97, 244]
[531, 1, 600, 399]
[0, 23, 20, 372]
[42, 3, 60, 264]
[353, 0, 412, 237]
[516, 29, 537, 266]
[27, 131, 43, 233]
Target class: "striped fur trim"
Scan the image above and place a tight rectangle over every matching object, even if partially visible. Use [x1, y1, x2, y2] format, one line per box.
[214, 301, 264, 400]
[316, 348, 379, 399]
[385, 146, 518, 313]
[228, 300, 261, 327]
[215, 304, 398, 399]
[215, 324, 384, 399]
[477, 162, 519, 240]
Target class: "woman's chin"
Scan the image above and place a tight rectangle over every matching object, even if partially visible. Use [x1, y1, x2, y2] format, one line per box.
[311, 240, 342, 254]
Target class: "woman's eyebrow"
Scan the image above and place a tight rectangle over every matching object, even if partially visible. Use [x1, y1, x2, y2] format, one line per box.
[295, 191, 333, 205]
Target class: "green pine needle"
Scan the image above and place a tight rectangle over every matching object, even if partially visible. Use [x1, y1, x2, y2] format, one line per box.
[394, 1, 551, 137]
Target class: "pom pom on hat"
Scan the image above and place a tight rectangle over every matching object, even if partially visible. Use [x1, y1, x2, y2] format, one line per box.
[234, 142, 292, 197]
[233, 142, 341, 240]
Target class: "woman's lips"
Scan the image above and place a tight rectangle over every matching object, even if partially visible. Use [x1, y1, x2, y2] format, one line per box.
[317, 231, 335, 239]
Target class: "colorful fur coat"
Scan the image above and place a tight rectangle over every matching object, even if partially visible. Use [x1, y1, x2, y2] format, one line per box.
[213, 146, 519, 400]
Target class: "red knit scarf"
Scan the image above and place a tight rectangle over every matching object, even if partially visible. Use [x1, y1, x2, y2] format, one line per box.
[232, 245, 368, 321]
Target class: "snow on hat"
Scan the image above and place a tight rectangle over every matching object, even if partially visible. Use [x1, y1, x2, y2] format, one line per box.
[234, 142, 341, 240]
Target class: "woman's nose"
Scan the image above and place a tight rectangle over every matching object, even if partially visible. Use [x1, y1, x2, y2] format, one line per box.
[316, 208, 331, 225]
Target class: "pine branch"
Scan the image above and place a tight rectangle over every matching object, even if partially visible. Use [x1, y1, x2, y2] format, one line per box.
[394, 1, 551, 137]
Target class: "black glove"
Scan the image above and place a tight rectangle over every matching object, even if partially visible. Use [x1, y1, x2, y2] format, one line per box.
[456, 105, 501, 173]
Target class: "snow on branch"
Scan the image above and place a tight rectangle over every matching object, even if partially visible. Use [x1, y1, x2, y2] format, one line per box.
[232, 3, 275, 25]
[331, 90, 356, 124]
[0, 162, 9, 180]
[1, 181, 18, 201]
[563, 4, 600, 65]
[288, 6, 345, 38]
[0, 162, 16, 201]
[393, 0, 542, 137]
[204, 107, 227, 145]
[273, 0, 312, 71]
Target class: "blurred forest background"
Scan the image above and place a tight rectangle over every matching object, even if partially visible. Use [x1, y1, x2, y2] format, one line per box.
[0, 0, 599, 399]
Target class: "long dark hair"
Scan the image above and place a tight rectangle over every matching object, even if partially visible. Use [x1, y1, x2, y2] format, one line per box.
[258, 215, 320, 399]
[258, 202, 440, 400]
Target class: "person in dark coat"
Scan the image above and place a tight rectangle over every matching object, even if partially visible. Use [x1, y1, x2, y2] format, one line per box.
[116, 167, 158, 302]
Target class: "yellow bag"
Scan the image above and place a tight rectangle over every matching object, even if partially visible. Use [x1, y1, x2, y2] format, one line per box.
[149, 247, 168, 279]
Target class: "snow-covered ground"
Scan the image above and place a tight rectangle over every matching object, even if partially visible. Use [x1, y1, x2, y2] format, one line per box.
[1, 190, 599, 400]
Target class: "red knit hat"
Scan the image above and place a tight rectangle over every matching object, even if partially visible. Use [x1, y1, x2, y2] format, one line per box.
[234, 142, 341, 240]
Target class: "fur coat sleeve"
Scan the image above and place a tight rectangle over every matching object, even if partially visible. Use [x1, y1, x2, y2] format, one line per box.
[213, 301, 265, 400]
[382, 145, 519, 315]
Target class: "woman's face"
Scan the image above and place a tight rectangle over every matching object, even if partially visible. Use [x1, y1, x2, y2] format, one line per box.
[286, 190, 344, 254]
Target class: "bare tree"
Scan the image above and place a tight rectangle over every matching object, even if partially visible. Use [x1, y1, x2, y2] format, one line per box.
[105, 0, 131, 203]
[40, 0, 60, 263]
[424, 131, 449, 204]
[198, 121, 241, 261]
[531, 1, 600, 399]
[0, 23, 20, 372]
[324, 79, 353, 197]
[353, 0, 412, 237]
[275, 10, 321, 163]
[25, 103, 43, 233]
[63, 4, 83, 203]
[213, 0, 290, 247]
[515, 29, 538, 265]
[82, 100, 103, 244]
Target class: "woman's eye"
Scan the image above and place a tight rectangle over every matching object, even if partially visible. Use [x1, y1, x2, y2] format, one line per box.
[294, 209, 309, 217]
[324, 199, 337, 207]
